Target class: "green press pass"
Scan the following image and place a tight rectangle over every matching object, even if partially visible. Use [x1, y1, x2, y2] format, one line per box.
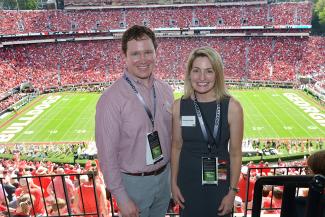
[192, 93, 225, 185]
[202, 158, 228, 185]
[124, 74, 163, 164]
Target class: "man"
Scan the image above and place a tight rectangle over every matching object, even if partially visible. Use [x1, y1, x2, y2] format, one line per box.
[95, 25, 173, 217]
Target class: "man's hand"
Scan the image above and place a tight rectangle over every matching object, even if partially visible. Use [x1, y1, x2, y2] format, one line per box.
[119, 199, 140, 217]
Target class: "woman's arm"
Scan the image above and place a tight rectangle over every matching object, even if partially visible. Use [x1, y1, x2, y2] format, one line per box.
[170, 99, 185, 208]
[218, 97, 243, 215]
[228, 97, 244, 194]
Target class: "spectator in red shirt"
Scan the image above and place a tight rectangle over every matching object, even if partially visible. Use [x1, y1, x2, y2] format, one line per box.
[73, 171, 108, 217]
[263, 187, 283, 214]
[261, 162, 271, 176]
[15, 178, 45, 216]
[237, 166, 256, 202]
[46, 167, 75, 206]
[32, 166, 52, 198]
[234, 196, 244, 213]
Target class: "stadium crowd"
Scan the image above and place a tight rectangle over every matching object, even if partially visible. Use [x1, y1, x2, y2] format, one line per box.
[234, 158, 310, 214]
[1, 36, 324, 96]
[64, 0, 264, 6]
[0, 157, 115, 217]
[0, 139, 322, 216]
[0, 3, 312, 35]
[0, 152, 317, 216]
[0, 94, 25, 113]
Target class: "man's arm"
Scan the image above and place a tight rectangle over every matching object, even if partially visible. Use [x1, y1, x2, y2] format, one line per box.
[95, 93, 129, 206]
[96, 91, 141, 217]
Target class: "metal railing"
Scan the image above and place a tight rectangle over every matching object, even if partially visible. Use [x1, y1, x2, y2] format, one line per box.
[251, 174, 325, 217]
[243, 165, 305, 216]
[1, 167, 322, 217]
[0, 172, 107, 217]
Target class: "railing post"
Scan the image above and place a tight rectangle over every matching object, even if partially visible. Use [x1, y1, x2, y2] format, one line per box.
[305, 174, 325, 217]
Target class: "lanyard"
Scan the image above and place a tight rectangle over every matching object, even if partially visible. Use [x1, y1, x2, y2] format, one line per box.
[193, 93, 220, 154]
[124, 74, 156, 129]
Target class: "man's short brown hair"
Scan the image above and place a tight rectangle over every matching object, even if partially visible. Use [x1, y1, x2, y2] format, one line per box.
[121, 25, 157, 55]
[307, 149, 325, 175]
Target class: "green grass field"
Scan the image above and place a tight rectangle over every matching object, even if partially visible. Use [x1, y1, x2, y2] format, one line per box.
[0, 88, 324, 144]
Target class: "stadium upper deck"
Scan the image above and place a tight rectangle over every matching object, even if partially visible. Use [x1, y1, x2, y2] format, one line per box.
[0, 2, 312, 35]
[64, 0, 266, 7]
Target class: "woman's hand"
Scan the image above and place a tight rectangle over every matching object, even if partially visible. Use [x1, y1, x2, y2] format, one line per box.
[218, 190, 236, 216]
[171, 183, 185, 209]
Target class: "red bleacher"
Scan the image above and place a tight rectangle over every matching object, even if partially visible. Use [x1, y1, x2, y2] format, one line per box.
[0, 3, 312, 35]
[1, 36, 324, 95]
[0, 2, 323, 99]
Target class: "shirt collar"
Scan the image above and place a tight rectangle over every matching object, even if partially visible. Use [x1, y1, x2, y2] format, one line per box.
[124, 70, 155, 87]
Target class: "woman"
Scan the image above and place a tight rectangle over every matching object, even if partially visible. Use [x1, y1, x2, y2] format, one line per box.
[171, 47, 243, 217]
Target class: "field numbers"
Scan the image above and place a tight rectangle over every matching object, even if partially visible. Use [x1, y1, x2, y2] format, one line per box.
[49, 130, 58, 134]
[252, 127, 264, 131]
[23, 131, 34, 135]
[307, 126, 318, 130]
[0, 113, 10, 119]
[283, 126, 293, 130]
[75, 129, 86, 134]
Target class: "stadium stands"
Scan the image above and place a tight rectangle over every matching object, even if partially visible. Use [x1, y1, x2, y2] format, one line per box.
[250, 175, 325, 217]
[64, 0, 224, 7]
[1, 36, 324, 95]
[0, 2, 319, 98]
[0, 94, 24, 113]
[0, 3, 312, 35]
[0, 154, 322, 216]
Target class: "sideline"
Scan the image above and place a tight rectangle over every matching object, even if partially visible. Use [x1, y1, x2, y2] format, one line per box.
[0, 95, 45, 130]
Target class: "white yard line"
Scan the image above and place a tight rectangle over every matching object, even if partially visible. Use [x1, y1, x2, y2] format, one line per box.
[245, 94, 280, 138]
[260, 91, 298, 138]
[279, 90, 324, 137]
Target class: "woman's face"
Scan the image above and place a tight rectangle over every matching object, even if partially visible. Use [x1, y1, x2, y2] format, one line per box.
[190, 56, 216, 97]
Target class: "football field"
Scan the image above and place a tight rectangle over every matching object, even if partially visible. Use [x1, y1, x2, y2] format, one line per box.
[0, 88, 324, 144]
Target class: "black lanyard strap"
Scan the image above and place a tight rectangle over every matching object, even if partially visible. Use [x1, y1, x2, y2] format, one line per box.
[124, 74, 156, 128]
[193, 93, 220, 154]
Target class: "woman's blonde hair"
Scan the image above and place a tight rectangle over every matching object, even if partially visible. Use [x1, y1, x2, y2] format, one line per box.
[183, 47, 229, 100]
[18, 194, 33, 214]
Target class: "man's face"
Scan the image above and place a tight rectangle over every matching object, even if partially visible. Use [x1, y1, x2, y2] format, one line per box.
[124, 36, 156, 81]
